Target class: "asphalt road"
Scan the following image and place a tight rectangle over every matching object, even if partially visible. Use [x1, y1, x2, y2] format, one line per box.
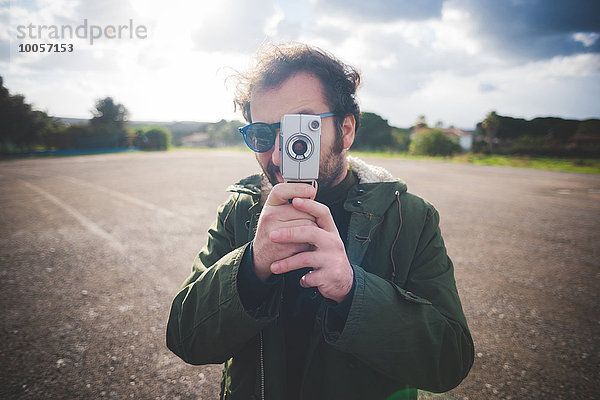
[1, 150, 598, 399]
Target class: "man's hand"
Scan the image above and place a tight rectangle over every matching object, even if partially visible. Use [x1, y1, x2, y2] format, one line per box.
[268, 197, 354, 304]
[252, 183, 318, 281]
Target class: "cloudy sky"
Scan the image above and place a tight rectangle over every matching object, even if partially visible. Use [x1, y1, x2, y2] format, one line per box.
[1, 0, 599, 128]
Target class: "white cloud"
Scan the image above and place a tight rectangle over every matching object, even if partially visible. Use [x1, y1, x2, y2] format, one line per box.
[2, 0, 251, 121]
[191, 0, 281, 53]
[382, 54, 600, 128]
[1, 0, 598, 128]
[573, 32, 600, 48]
[314, 0, 444, 22]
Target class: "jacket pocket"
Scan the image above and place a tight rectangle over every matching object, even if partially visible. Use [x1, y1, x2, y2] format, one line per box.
[395, 287, 432, 305]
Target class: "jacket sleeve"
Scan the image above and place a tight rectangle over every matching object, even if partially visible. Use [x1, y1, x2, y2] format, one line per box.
[166, 194, 281, 365]
[322, 205, 474, 392]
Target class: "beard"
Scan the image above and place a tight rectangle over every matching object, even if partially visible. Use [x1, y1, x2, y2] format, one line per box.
[262, 159, 281, 187]
[259, 135, 346, 189]
[315, 144, 346, 189]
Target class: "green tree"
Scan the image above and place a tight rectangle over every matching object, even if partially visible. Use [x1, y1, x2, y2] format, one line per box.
[205, 119, 245, 147]
[354, 112, 396, 150]
[0, 76, 61, 151]
[90, 97, 129, 133]
[391, 127, 410, 152]
[575, 119, 600, 136]
[416, 115, 427, 126]
[32, 110, 62, 150]
[409, 129, 461, 157]
[482, 111, 500, 153]
[85, 96, 130, 148]
[0, 76, 31, 150]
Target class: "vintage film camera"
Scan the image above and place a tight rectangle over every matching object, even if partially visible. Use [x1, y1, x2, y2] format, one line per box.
[279, 114, 322, 186]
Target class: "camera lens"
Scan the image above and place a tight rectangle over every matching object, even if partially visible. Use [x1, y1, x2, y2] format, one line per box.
[292, 139, 308, 156]
[286, 134, 313, 161]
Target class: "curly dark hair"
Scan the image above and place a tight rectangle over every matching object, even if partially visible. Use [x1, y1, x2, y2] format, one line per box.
[232, 42, 361, 147]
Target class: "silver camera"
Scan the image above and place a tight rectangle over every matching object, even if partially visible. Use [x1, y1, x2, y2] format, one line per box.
[279, 114, 321, 186]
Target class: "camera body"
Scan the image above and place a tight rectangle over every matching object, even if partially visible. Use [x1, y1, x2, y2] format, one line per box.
[280, 114, 321, 185]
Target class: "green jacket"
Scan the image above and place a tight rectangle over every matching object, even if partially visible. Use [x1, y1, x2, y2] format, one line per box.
[167, 156, 474, 400]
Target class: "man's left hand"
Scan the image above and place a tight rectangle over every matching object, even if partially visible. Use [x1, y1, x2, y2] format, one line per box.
[269, 197, 353, 304]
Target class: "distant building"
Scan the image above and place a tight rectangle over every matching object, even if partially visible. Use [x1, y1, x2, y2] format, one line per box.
[181, 133, 211, 147]
[410, 124, 473, 151]
[442, 127, 473, 151]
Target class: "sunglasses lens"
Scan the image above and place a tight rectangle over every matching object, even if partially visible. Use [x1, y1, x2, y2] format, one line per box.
[245, 124, 276, 152]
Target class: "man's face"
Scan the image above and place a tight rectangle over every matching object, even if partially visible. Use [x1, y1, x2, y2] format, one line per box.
[250, 72, 347, 189]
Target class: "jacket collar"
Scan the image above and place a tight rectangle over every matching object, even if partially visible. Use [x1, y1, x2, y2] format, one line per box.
[226, 174, 262, 196]
[227, 156, 407, 212]
[347, 155, 395, 183]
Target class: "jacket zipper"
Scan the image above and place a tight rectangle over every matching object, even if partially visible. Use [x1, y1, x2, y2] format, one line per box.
[259, 331, 265, 400]
[390, 190, 403, 282]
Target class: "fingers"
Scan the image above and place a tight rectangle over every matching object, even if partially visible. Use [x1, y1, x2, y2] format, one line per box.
[261, 204, 316, 225]
[291, 198, 337, 233]
[300, 269, 319, 288]
[266, 183, 316, 206]
[271, 251, 316, 275]
[270, 225, 327, 245]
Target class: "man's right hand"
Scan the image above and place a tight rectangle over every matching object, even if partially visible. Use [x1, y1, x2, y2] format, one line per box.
[252, 183, 317, 281]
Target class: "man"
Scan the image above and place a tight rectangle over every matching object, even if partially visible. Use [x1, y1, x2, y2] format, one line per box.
[167, 43, 474, 400]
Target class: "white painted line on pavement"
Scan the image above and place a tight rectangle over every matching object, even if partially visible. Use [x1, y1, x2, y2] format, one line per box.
[59, 175, 179, 219]
[21, 180, 126, 253]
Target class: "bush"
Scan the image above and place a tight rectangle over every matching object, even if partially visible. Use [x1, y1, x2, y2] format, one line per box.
[409, 129, 462, 156]
[137, 127, 171, 150]
[44, 124, 124, 150]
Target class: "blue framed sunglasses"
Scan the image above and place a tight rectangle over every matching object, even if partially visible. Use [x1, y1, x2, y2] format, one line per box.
[239, 112, 335, 152]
